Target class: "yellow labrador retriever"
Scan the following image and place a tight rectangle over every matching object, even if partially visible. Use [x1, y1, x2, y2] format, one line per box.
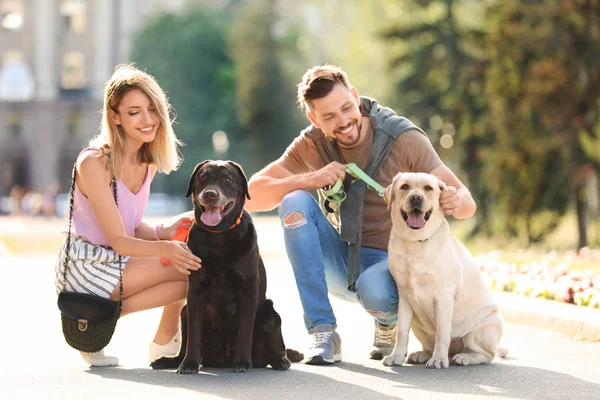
[383, 172, 505, 369]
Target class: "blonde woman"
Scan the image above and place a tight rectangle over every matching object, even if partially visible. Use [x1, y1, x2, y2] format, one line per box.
[55, 64, 201, 367]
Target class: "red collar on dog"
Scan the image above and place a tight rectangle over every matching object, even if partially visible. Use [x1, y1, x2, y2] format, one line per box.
[201, 210, 244, 233]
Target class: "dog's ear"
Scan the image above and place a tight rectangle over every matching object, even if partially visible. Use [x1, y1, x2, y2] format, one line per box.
[384, 173, 402, 210]
[384, 184, 394, 211]
[185, 160, 211, 198]
[435, 175, 447, 192]
[227, 161, 251, 200]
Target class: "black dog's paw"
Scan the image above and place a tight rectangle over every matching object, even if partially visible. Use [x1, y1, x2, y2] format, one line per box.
[177, 359, 201, 374]
[270, 357, 291, 371]
[285, 348, 304, 363]
[232, 360, 252, 373]
[151, 356, 181, 370]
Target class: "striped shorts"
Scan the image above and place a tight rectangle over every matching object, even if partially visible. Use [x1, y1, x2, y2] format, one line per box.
[54, 235, 130, 299]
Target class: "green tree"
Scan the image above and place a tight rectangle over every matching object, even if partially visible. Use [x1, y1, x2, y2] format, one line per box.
[485, 0, 600, 247]
[230, 0, 302, 173]
[131, 7, 239, 195]
[287, 0, 403, 103]
[383, 0, 495, 236]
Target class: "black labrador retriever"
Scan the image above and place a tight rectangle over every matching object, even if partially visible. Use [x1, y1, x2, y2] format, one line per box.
[151, 160, 302, 373]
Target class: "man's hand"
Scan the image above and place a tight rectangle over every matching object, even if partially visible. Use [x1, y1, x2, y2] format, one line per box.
[439, 186, 460, 216]
[309, 162, 348, 190]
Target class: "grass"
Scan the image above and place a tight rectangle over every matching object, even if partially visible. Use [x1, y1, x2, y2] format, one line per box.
[0, 233, 63, 254]
[450, 212, 600, 274]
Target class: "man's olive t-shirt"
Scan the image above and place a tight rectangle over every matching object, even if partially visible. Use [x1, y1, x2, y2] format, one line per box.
[279, 116, 443, 251]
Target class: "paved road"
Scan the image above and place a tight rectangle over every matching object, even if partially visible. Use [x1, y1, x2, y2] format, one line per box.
[1, 220, 599, 400]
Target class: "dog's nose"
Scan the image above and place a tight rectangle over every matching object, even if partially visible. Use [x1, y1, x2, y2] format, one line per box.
[409, 194, 423, 203]
[409, 193, 423, 209]
[202, 189, 218, 201]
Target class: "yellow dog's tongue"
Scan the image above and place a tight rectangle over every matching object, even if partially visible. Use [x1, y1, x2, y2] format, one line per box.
[201, 206, 223, 226]
[407, 211, 426, 229]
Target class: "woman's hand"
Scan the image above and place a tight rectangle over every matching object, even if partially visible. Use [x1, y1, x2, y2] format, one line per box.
[158, 211, 195, 240]
[162, 241, 201, 275]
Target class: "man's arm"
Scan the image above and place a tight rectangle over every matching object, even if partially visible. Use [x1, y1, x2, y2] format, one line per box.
[246, 159, 347, 212]
[429, 164, 476, 219]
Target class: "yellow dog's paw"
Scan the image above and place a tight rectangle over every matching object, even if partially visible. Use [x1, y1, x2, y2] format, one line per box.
[382, 353, 406, 367]
[425, 354, 449, 369]
[452, 353, 472, 366]
[408, 350, 432, 364]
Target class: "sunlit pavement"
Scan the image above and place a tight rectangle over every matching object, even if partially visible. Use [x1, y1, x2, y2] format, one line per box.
[1, 217, 599, 400]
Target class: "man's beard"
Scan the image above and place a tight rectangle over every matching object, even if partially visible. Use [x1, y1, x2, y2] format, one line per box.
[335, 120, 362, 149]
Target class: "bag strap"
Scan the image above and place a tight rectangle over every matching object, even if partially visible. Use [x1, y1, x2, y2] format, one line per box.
[61, 159, 123, 301]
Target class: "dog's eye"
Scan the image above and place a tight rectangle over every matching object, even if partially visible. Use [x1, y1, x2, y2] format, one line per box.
[424, 185, 433, 191]
[223, 177, 232, 183]
[400, 184, 409, 190]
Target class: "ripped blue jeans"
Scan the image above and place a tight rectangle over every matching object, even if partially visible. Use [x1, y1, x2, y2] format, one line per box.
[278, 190, 398, 334]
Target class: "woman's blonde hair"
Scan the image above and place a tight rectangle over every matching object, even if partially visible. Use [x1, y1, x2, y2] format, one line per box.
[90, 64, 182, 178]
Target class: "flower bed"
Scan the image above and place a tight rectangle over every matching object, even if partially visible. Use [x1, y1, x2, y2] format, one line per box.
[477, 247, 600, 308]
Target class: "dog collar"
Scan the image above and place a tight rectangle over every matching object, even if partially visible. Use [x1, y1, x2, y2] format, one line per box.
[201, 210, 244, 233]
[418, 222, 446, 242]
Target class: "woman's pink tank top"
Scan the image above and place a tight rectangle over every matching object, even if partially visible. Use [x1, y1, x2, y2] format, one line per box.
[71, 148, 151, 246]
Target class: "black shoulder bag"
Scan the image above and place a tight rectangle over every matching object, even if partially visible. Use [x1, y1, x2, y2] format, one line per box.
[57, 164, 123, 353]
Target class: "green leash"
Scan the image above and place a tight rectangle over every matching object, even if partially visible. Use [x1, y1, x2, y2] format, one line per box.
[322, 164, 430, 242]
[323, 163, 385, 212]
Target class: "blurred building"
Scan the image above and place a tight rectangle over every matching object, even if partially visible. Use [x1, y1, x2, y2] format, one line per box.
[0, 0, 209, 197]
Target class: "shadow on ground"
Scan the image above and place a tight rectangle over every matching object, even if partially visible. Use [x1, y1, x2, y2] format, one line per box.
[87, 365, 398, 399]
[335, 361, 600, 398]
[86, 359, 600, 400]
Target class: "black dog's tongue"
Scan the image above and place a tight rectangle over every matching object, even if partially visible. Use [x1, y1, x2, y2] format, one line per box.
[201, 206, 223, 226]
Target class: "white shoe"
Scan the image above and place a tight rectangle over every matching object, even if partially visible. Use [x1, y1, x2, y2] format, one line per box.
[149, 330, 181, 363]
[80, 350, 119, 367]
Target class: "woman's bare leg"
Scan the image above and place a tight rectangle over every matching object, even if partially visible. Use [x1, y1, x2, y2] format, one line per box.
[110, 256, 189, 344]
[153, 300, 186, 344]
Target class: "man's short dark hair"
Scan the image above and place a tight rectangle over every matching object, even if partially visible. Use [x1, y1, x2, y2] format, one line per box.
[297, 65, 351, 111]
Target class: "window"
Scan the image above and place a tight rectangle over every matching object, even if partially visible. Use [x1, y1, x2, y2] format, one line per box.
[61, 51, 86, 90]
[0, 50, 34, 101]
[60, 0, 86, 35]
[0, 0, 23, 31]
[6, 109, 23, 137]
[67, 109, 83, 137]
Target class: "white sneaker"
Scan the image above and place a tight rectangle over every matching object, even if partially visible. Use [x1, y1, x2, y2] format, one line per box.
[80, 350, 119, 367]
[149, 330, 181, 363]
[305, 324, 342, 365]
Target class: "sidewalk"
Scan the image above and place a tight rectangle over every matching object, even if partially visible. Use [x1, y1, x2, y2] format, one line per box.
[495, 291, 600, 341]
[1, 215, 599, 341]
[4, 252, 600, 400]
